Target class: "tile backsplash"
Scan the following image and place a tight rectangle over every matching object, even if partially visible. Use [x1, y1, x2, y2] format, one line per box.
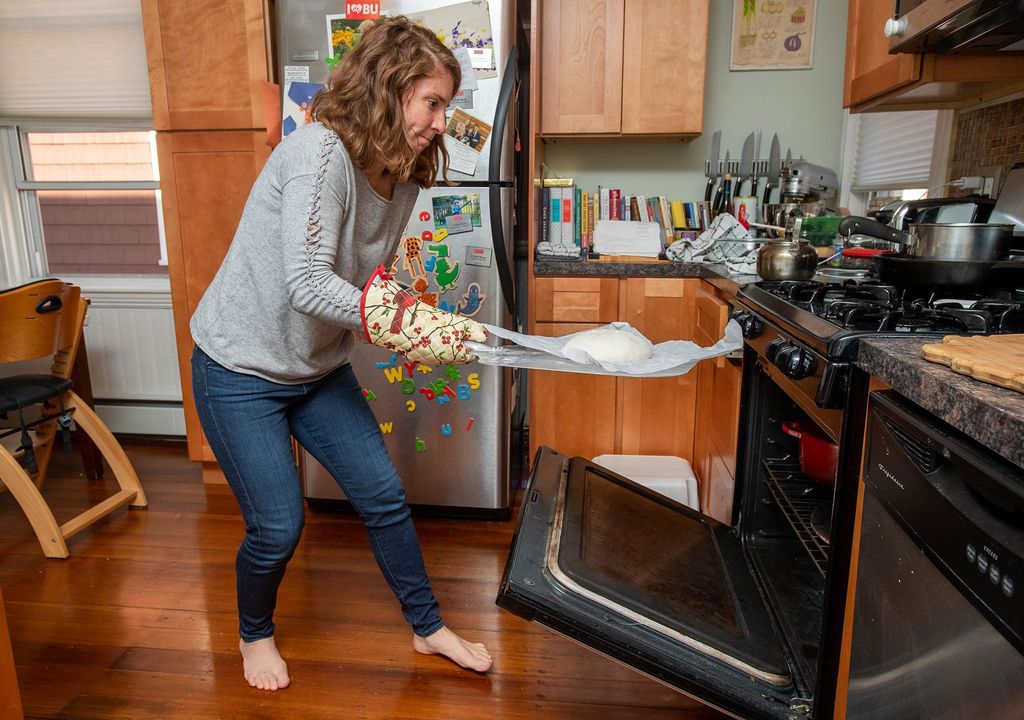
[949, 96, 1024, 196]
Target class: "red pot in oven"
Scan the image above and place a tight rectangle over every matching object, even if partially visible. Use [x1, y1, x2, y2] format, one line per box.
[781, 420, 839, 484]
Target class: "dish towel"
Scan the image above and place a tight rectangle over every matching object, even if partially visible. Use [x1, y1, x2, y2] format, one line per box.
[666, 213, 758, 274]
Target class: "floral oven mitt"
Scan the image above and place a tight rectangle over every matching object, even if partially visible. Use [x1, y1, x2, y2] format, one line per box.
[360, 265, 487, 366]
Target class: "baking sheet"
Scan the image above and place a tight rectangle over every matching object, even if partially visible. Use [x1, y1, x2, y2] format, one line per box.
[467, 320, 743, 377]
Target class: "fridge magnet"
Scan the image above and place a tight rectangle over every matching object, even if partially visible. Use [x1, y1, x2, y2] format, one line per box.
[383, 366, 403, 384]
[432, 193, 482, 231]
[465, 418, 474, 431]
[374, 353, 398, 369]
[417, 292, 438, 307]
[441, 423, 453, 436]
[281, 81, 324, 137]
[456, 282, 485, 317]
[362, 388, 377, 401]
[415, 438, 426, 452]
[400, 237, 427, 280]
[445, 365, 461, 382]
[445, 108, 491, 152]
[416, 365, 433, 374]
[379, 421, 393, 434]
[406, 400, 416, 412]
[729, 0, 815, 71]
[324, 15, 367, 71]
[408, 0, 496, 78]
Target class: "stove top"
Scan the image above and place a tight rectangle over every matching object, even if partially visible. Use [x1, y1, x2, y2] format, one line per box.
[738, 279, 1024, 361]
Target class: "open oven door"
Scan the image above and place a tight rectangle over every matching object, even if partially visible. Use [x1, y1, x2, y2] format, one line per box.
[497, 447, 801, 720]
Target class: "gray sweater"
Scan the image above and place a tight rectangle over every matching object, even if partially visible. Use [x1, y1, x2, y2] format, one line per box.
[190, 122, 418, 383]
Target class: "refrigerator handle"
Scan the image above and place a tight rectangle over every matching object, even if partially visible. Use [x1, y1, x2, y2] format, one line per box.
[489, 45, 518, 327]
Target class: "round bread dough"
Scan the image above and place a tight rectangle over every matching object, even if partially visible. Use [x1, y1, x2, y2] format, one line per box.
[563, 328, 653, 363]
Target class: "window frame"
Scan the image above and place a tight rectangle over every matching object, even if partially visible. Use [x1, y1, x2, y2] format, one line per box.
[837, 109, 955, 216]
[1, 119, 169, 283]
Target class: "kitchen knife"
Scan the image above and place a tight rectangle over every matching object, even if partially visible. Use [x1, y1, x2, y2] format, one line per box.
[750, 131, 762, 200]
[738, 132, 756, 196]
[704, 130, 721, 202]
[762, 133, 781, 208]
[713, 150, 730, 214]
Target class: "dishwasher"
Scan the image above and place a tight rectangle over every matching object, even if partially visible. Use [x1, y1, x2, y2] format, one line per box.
[847, 390, 1024, 718]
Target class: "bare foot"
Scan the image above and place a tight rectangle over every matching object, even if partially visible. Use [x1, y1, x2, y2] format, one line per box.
[239, 636, 291, 691]
[412, 626, 492, 672]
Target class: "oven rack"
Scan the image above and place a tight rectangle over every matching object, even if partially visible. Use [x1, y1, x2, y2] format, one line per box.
[762, 457, 831, 578]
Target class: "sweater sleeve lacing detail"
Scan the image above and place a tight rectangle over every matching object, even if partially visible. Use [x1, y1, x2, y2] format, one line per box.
[302, 130, 358, 315]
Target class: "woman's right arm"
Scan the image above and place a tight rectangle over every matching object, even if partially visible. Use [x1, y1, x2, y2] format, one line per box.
[279, 139, 363, 332]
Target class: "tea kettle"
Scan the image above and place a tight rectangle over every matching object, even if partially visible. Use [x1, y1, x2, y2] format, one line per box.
[756, 215, 818, 281]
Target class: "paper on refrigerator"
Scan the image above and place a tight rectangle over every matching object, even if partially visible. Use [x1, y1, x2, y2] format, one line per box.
[467, 321, 743, 377]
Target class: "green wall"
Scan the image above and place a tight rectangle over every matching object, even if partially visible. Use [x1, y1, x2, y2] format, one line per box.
[541, 0, 849, 201]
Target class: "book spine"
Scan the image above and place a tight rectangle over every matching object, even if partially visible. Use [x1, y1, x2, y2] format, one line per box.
[659, 197, 673, 246]
[609, 188, 620, 220]
[561, 187, 574, 249]
[581, 191, 589, 251]
[540, 187, 550, 246]
[575, 186, 582, 249]
[550, 187, 563, 246]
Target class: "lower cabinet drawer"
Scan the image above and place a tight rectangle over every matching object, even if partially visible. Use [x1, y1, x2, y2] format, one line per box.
[534, 277, 619, 323]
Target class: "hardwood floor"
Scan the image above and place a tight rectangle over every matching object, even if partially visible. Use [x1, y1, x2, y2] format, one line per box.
[0, 440, 728, 719]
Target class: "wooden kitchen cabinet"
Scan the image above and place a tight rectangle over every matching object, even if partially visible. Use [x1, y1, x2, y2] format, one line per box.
[844, 0, 1024, 112]
[618, 278, 700, 459]
[529, 323, 619, 462]
[156, 131, 271, 464]
[527, 276, 743, 520]
[540, 0, 709, 137]
[140, 0, 272, 131]
[691, 284, 741, 524]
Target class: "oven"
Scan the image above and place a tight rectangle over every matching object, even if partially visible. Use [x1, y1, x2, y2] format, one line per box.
[847, 390, 1024, 718]
[496, 277, 1022, 719]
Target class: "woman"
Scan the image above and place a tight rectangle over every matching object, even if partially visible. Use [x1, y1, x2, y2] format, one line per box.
[189, 16, 492, 691]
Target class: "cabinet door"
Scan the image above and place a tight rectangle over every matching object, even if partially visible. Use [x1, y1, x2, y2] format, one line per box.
[619, 278, 699, 460]
[622, 0, 708, 135]
[533, 277, 619, 323]
[691, 284, 741, 523]
[529, 323, 619, 464]
[843, 0, 920, 109]
[141, 0, 271, 130]
[157, 131, 270, 461]
[541, 0, 624, 134]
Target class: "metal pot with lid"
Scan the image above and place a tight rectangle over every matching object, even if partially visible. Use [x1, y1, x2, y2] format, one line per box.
[836, 216, 1014, 262]
[757, 215, 819, 281]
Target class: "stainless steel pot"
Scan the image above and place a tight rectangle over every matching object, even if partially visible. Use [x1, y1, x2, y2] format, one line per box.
[762, 202, 826, 237]
[836, 216, 1014, 261]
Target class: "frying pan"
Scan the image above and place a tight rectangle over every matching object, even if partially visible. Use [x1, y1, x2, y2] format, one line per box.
[872, 251, 1024, 287]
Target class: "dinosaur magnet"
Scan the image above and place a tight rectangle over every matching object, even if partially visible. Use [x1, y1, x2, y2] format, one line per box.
[455, 283, 485, 318]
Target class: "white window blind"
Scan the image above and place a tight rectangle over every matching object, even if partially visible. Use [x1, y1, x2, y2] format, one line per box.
[0, 0, 152, 121]
[850, 111, 938, 192]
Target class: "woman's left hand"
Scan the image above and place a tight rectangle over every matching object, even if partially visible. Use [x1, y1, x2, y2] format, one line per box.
[361, 268, 488, 366]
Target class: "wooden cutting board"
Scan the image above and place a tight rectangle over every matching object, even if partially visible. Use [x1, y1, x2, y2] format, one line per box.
[921, 334, 1024, 393]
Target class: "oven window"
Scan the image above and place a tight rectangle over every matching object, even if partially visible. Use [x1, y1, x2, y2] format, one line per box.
[896, 0, 928, 15]
[564, 466, 742, 636]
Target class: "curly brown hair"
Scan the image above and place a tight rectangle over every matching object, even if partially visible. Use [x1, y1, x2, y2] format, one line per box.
[311, 16, 461, 188]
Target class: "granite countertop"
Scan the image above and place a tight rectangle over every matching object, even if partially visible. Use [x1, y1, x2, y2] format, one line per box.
[857, 338, 1024, 470]
[533, 258, 759, 297]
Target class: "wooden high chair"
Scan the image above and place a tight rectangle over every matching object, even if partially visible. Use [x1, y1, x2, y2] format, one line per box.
[0, 279, 147, 558]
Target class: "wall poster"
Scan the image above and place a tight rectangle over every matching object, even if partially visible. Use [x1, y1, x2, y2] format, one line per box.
[730, 0, 816, 71]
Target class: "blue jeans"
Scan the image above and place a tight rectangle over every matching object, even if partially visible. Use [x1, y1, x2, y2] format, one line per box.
[191, 346, 444, 642]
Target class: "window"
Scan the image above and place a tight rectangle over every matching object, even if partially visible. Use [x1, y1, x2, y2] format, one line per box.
[14, 130, 166, 275]
[838, 110, 954, 217]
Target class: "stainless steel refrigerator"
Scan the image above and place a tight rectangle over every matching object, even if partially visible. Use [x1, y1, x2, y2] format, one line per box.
[276, 0, 520, 515]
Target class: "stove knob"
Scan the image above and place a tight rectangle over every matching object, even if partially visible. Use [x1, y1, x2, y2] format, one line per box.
[730, 311, 764, 339]
[766, 338, 789, 364]
[783, 347, 819, 380]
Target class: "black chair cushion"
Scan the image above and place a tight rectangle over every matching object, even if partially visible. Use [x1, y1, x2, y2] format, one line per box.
[0, 374, 73, 413]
